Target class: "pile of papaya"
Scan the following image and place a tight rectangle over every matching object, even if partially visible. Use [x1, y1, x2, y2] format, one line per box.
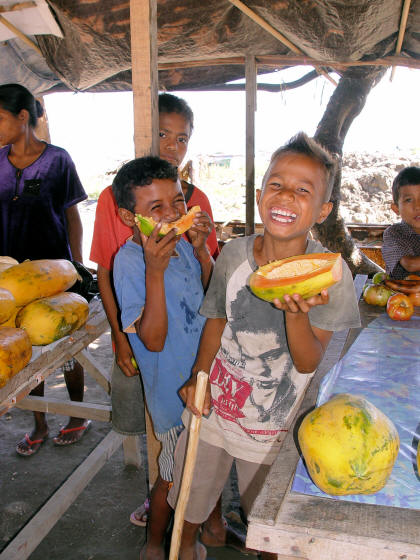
[0, 258, 89, 388]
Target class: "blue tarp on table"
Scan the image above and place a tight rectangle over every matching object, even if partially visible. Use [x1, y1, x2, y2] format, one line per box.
[292, 315, 420, 510]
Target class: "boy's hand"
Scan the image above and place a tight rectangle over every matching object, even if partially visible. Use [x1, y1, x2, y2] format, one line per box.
[179, 373, 212, 417]
[140, 224, 178, 273]
[187, 211, 213, 252]
[113, 331, 139, 377]
[273, 289, 330, 313]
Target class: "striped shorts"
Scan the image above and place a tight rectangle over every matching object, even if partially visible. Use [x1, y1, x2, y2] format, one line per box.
[155, 425, 184, 482]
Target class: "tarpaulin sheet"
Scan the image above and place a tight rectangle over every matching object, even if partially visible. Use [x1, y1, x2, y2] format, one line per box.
[292, 315, 420, 510]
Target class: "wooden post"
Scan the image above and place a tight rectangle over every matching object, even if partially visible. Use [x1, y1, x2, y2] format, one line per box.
[130, 0, 159, 157]
[35, 96, 51, 144]
[245, 54, 256, 236]
[129, 0, 160, 484]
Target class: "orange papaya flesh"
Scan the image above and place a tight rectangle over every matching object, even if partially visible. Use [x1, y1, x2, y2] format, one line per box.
[0, 259, 79, 307]
[16, 292, 89, 346]
[249, 252, 342, 303]
[135, 205, 201, 237]
[0, 327, 32, 388]
[0, 288, 16, 323]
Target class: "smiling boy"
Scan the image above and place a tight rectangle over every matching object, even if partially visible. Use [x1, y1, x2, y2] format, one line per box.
[168, 132, 361, 560]
[382, 166, 420, 279]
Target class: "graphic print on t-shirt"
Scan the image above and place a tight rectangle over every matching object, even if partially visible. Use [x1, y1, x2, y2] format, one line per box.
[210, 276, 299, 443]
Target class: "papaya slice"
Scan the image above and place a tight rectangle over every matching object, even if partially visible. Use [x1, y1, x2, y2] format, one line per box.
[135, 205, 201, 237]
[249, 252, 342, 303]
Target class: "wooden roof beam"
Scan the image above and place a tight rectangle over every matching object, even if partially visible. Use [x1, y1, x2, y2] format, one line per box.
[0, 2, 36, 13]
[390, 0, 412, 81]
[226, 0, 338, 86]
[157, 54, 420, 72]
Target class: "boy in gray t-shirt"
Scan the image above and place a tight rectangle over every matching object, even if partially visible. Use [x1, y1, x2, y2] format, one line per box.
[168, 133, 361, 560]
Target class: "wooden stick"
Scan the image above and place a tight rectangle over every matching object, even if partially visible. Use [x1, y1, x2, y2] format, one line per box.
[169, 371, 209, 560]
[0, 2, 36, 14]
[226, 0, 337, 86]
[390, 0, 412, 81]
[0, 14, 42, 55]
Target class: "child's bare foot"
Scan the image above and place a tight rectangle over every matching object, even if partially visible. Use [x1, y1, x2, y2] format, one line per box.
[179, 541, 206, 560]
[139, 543, 165, 560]
[200, 518, 256, 554]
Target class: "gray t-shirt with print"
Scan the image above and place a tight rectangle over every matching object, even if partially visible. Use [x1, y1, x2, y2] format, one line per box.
[196, 234, 361, 465]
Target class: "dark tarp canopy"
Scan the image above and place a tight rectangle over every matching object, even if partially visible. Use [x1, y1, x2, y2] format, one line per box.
[1, 0, 419, 95]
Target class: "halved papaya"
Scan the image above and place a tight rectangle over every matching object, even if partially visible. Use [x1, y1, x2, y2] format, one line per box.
[135, 205, 201, 237]
[249, 252, 342, 303]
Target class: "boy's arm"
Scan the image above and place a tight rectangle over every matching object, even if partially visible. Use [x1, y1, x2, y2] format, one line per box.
[276, 290, 333, 373]
[179, 317, 227, 416]
[187, 211, 215, 290]
[285, 311, 332, 373]
[135, 227, 178, 352]
[194, 247, 214, 290]
[97, 265, 137, 377]
[399, 255, 420, 273]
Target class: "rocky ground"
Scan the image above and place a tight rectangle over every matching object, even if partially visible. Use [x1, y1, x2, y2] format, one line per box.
[339, 150, 420, 224]
[189, 149, 420, 226]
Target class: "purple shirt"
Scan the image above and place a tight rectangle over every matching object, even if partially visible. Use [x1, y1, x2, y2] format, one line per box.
[0, 144, 87, 262]
[382, 221, 420, 279]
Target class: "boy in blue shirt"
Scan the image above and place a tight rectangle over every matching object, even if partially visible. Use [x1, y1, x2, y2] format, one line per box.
[168, 133, 361, 559]
[112, 156, 213, 559]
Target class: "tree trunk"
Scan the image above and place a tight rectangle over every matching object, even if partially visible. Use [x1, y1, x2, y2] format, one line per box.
[313, 66, 387, 275]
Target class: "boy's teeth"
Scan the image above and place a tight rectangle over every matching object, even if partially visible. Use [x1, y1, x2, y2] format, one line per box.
[271, 209, 296, 222]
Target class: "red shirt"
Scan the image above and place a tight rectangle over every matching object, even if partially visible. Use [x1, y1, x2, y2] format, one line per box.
[90, 184, 219, 271]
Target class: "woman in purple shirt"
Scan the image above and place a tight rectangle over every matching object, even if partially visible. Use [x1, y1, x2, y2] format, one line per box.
[0, 83, 90, 455]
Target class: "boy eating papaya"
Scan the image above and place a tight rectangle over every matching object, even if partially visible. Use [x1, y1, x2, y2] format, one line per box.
[111, 156, 213, 559]
[168, 132, 361, 560]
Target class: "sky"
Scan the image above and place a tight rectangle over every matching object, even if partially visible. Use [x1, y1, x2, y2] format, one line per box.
[44, 65, 419, 188]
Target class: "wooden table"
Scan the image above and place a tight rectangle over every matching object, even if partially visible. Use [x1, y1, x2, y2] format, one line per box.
[0, 298, 142, 560]
[247, 276, 420, 560]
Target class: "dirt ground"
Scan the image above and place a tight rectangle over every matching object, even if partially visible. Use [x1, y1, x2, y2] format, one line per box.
[0, 327, 253, 560]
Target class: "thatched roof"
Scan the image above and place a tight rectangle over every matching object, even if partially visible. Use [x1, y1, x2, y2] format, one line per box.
[1, 0, 419, 95]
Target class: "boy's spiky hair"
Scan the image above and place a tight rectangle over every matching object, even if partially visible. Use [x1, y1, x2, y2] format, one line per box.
[267, 132, 336, 202]
[392, 166, 420, 204]
[159, 93, 194, 132]
[112, 156, 179, 213]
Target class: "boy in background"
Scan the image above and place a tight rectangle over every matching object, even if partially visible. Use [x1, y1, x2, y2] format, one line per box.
[112, 156, 213, 559]
[89, 93, 219, 527]
[382, 166, 420, 279]
[168, 133, 361, 560]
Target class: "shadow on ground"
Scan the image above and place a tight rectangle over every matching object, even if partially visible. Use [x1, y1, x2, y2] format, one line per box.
[0, 330, 252, 560]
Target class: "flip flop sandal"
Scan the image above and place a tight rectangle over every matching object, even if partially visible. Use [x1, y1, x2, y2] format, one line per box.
[53, 420, 92, 446]
[130, 498, 150, 527]
[16, 433, 47, 457]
